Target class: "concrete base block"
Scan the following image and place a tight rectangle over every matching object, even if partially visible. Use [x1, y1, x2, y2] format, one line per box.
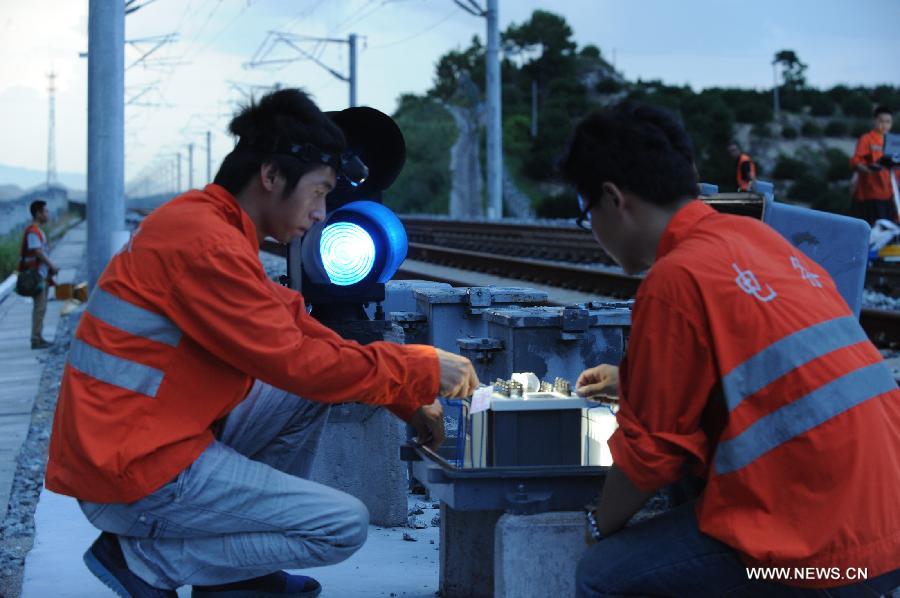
[440, 504, 504, 598]
[495, 511, 587, 598]
[309, 403, 408, 526]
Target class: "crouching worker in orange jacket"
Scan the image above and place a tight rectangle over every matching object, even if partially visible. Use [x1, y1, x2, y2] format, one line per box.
[45, 88, 480, 598]
[560, 103, 900, 597]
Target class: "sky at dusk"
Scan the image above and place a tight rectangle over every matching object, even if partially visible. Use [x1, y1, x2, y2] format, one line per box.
[0, 0, 897, 189]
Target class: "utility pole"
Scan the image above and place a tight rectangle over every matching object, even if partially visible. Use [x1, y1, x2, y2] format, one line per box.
[771, 59, 780, 120]
[530, 79, 538, 139]
[46, 71, 58, 188]
[176, 152, 182, 192]
[453, 0, 502, 219]
[349, 33, 358, 107]
[87, 0, 125, 289]
[485, 0, 502, 220]
[206, 130, 212, 184]
[188, 143, 194, 189]
[244, 32, 360, 108]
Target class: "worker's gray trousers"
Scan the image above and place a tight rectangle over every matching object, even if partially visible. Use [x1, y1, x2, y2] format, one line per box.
[79, 380, 369, 589]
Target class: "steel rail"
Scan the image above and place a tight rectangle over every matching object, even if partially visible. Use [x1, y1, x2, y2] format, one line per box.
[261, 231, 900, 347]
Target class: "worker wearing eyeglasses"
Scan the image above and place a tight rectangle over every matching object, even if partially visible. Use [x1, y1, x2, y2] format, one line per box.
[561, 102, 900, 597]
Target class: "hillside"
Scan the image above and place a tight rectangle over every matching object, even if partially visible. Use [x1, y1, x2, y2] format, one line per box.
[387, 9, 899, 219]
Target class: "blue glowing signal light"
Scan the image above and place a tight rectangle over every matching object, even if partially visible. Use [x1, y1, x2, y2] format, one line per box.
[320, 221, 377, 286]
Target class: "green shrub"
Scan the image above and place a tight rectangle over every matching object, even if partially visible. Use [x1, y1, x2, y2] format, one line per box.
[788, 173, 829, 203]
[751, 123, 773, 138]
[810, 185, 851, 215]
[806, 92, 836, 117]
[780, 91, 803, 112]
[826, 85, 854, 105]
[535, 192, 579, 219]
[841, 93, 872, 118]
[781, 125, 798, 139]
[387, 95, 457, 214]
[823, 120, 848, 137]
[596, 77, 623, 93]
[773, 154, 807, 179]
[872, 85, 900, 111]
[0, 233, 19, 281]
[851, 119, 871, 138]
[801, 121, 822, 137]
[734, 101, 772, 125]
[824, 148, 851, 182]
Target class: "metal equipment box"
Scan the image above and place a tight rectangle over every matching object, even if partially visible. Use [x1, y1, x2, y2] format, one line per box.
[458, 305, 631, 384]
[414, 286, 549, 352]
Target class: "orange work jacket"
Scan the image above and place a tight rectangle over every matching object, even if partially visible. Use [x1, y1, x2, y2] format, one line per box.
[736, 153, 756, 191]
[608, 201, 900, 586]
[46, 184, 440, 503]
[19, 223, 44, 272]
[850, 130, 892, 201]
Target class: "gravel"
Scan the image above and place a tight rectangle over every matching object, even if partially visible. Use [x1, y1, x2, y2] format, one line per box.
[0, 303, 83, 598]
[862, 289, 900, 311]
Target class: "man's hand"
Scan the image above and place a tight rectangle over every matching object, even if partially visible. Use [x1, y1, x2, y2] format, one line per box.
[576, 364, 619, 398]
[409, 400, 445, 451]
[49, 265, 59, 276]
[435, 348, 480, 398]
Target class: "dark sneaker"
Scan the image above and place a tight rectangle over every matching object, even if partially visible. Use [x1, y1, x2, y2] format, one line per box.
[83, 532, 177, 597]
[31, 339, 52, 349]
[192, 571, 322, 598]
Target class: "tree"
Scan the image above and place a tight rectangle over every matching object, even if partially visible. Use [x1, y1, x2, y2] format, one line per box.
[430, 36, 485, 102]
[773, 50, 807, 90]
[502, 9, 577, 89]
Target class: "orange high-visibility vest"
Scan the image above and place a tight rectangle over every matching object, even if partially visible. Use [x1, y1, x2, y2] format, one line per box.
[736, 153, 756, 191]
[18, 223, 44, 272]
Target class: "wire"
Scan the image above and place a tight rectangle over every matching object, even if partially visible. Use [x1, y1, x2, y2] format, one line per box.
[369, 8, 458, 49]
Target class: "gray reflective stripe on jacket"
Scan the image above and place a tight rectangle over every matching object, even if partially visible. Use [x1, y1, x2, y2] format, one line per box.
[720, 316, 868, 414]
[715, 314, 894, 474]
[715, 361, 897, 474]
[87, 288, 182, 347]
[66, 288, 183, 398]
[68, 339, 165, 398]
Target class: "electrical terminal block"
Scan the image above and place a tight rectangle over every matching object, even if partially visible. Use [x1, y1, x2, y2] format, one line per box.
[553, 377, 571, 395]
[491, 373, 577, 400]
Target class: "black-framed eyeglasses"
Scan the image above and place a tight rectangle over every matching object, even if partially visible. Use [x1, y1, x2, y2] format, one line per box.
[575, 193, 596, 231]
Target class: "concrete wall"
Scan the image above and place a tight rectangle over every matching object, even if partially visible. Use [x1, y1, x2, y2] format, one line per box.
[0, 187, 68, 238]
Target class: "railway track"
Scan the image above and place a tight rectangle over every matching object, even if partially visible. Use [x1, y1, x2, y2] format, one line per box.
[402, 217, 900, 296]
[260, 238, 899, 347]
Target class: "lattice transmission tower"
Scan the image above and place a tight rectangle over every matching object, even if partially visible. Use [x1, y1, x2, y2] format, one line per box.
[46, 70, 58, 187]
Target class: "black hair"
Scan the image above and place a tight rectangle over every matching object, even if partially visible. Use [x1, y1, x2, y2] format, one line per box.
[213, 88, 346, 197]
[559, 102, 698, 207]
[874, 105, 893, 118]
[29, 200, 47, 218]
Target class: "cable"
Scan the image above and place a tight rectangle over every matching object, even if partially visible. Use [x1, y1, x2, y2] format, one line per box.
[369, 9, 458, 49]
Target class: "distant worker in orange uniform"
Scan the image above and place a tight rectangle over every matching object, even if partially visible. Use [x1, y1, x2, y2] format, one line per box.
[561, 103, 900, 596]
[19, 200, 59, 349]
[727, 141, 756, 192]
[45, 89, 479, 598]
[850, 105, 897, 225]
